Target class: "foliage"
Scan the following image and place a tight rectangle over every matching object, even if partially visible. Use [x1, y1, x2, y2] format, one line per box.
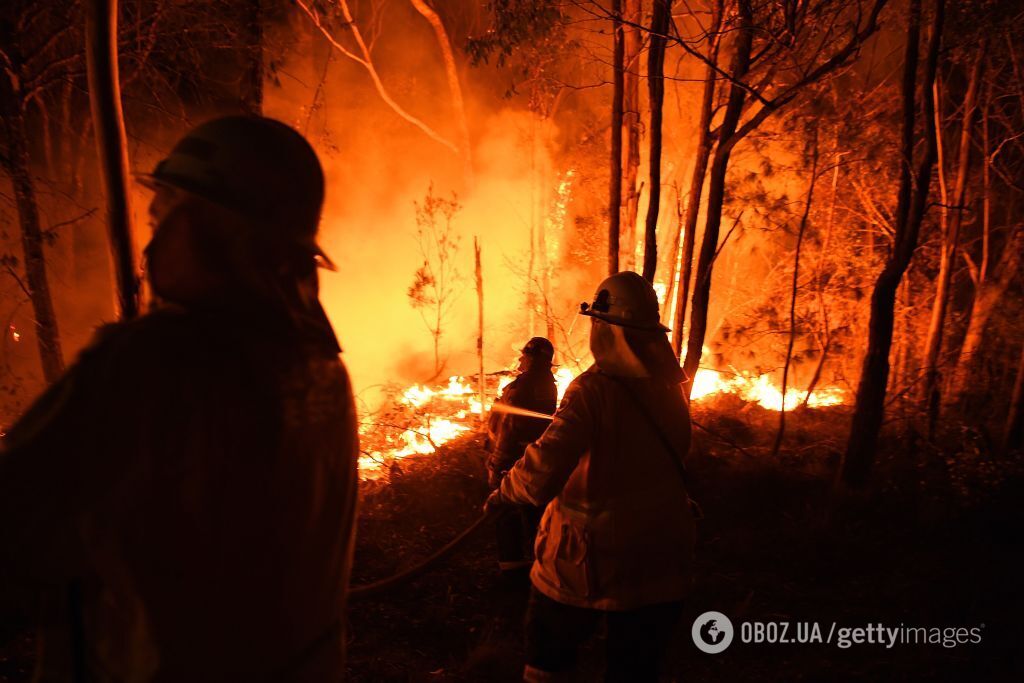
[465, 0, 565, 67]
[408, 185, 464, 378]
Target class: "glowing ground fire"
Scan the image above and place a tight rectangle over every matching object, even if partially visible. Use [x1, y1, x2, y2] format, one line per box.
[357, 363, 843, 480]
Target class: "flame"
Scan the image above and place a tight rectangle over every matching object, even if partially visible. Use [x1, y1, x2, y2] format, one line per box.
[652, 282, 668, 306]
[689, 367, 842, 410]
[554, 367, 574, 401]
[359, 357, 844, 480]
[9, 325, 19, 343]
[361, 375, 497, 480]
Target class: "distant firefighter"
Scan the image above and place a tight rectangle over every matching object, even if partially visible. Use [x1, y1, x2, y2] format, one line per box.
[486, 271, 697, 682]
[0, 116, 358, 681]
[486, 337, 558, 576]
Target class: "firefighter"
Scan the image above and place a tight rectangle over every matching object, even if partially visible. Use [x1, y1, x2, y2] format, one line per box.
[486, 337, 558, 576]
[485, 271, 697, 682]
[0, 116, 358, 681]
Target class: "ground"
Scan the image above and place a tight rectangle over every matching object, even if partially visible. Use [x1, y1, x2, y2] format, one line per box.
[1, 401, 1021, 681]
[346, 399, 1023, 682]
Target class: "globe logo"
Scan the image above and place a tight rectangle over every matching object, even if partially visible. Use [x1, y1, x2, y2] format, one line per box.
[692, 611, 734, 654]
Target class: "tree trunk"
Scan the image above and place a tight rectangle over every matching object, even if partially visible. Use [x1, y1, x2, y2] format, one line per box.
[608, 0, 624, 275]
[1, 91, 66, 383]
[671, 0, 722, 356]
[772, 133, 819, 457]
[1003, 342, 1024, 454]
[410, 0, 474, 183]
[681, 0, 754, 397]
[241, 0, 263, 114]
[86, 0, 140, 320]
[803, 139, 844, 405]
[950, 230, 1022, 400]
[620, 0, 642, 270]
[922, 46, 983, 436]
[642, 0, 671, 282]
[841, 0, 944, 488]
[664, 185, 684, 331]
[475, 237, 485, 424]
[528, 117, 537, 336]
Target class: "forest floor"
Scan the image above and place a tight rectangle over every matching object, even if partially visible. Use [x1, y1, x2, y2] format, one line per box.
[1, 399, 1021, 682]
[346, 397, 1023, 682]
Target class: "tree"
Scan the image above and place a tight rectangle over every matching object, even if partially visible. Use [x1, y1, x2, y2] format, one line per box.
[679, 0, 887, 397]
[408, 186, 463, 379]
[85, 0, 139, 321]
[948, 28, 1024, 405]
[771, 127, 820, 457]
[296, 0, 463, 157]
[0, 4, 75, 383]
[842, 0, 945, 488]
[641, 0, 671, 282]
[607, 0, 625, 275]
[921, 44, 983, 436]
[241, 0, 263, 115]
[670, 0, 723, 356]
[619, 0, 642, 270]
[408, 0, 474, 181]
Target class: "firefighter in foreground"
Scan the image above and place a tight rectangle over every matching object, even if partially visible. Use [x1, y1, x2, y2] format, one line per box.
[0, 116, 358, 681]
[486, 337, 558, 576]
[485, 271, 697, 682]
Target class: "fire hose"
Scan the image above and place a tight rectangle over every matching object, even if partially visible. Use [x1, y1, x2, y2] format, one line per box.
[349, 508, 497, 599]
[349, 403, 749, 599]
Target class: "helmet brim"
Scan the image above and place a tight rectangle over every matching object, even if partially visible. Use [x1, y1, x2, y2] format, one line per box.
[579, 304, 671, 333]
[135, 172, 338, 272]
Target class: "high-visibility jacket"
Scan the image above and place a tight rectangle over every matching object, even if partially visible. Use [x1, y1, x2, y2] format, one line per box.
[0, 306, 359, 682]
[499, 366, 696, 610]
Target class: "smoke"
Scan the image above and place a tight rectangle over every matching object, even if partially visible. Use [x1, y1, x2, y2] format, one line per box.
[262, 9, 598, 408]
[314, 110, 561, 407]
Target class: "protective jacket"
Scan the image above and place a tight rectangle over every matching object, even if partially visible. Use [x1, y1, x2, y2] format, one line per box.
[498, 367, 696, 611]
[0, 304, 358, 682]
[486, 368, 558, 478]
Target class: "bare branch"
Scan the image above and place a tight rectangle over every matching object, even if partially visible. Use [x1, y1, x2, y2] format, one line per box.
[295, 0, 459, 154]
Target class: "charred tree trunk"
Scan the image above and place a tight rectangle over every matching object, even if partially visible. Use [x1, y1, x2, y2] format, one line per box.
[642, 0, 671, 282]
[475, 237, 485, 424]
[671, 0, 722, 357]
[948, 87, 1020, 403]
[1, 90, 65, 382]
[608, 0, 625, 275]
[1004, 343, 1024, 455]
[681, 0, 753, 397]
[772, 133, 819, 458]
[241, 0, 263, 115]
[922, 47, 983, 436]
[841, 0, 944, 488]
[951, 230, 1022, 400]
[664, 186, 684, 329]
[620, 0, 642, 270]
[86, 0, 140, 320]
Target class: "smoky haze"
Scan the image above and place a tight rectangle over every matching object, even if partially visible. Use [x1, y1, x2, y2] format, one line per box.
[262, 5, 602, 409]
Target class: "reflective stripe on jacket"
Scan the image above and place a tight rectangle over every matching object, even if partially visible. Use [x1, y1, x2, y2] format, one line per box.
[499, 367, 695, 611]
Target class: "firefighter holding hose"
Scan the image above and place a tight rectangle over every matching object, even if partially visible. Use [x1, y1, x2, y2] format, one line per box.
[485, 271, 697, 682]
[486, 337, 558, 577]
[0, 117, 358, 681]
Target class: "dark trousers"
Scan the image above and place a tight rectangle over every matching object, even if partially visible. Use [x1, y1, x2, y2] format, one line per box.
[495, 506, 542, 569]
[524, 588, 683, 682]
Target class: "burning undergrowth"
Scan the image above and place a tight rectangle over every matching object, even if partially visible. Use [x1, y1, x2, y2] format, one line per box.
[356, 357, 849, 483]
